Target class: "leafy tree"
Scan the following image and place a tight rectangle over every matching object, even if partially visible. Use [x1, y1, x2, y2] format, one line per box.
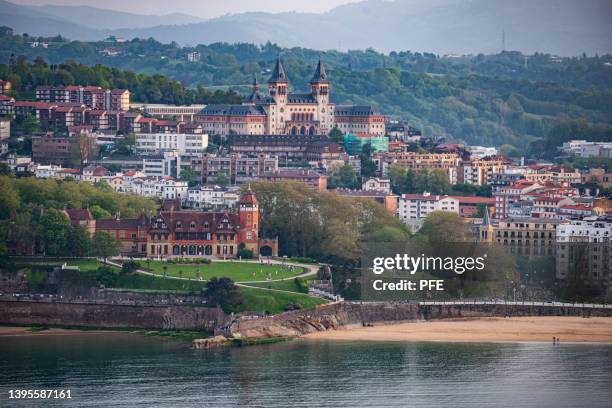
[237, 248, 253, 259]
[0, 176, 20, 219]
[328, 126, 344, 143]
[329, 164, 359, 189]
[91, 231, 120, 263]
[39, 208, 72, 256]
[213, 173, 230, 188]
[117, 133, 136, 155]
[121, 260, 141, 275]
[68, 227, 91, 257]
[205, 277, 244, 313]
[360, 143, 377, 177]
[17, 115, 41, 134]
[90, 205, 112, 219]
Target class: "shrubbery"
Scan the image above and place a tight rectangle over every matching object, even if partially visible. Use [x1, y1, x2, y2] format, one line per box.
[237, 249, 253, 259]
[166, 258, 211, 264]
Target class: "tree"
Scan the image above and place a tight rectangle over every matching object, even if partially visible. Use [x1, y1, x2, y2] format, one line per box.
[213, 173, 230, 188]
[91, 231, 120, 263]
[181, 167, 200, 187]
[418, 211, 468, 248]
[360, 143, 377, 177]
[117, 133, 136, 155]
[39, 209, 72, 256]
[205, 277, 244, 313]
[329, 164, 359, 189]
[90, 205, 112, 220]
[0, 176, 20, 219]
[329, 126, 344, 143]
[18, 115, 41, 134]
[68, 227, 91, 257]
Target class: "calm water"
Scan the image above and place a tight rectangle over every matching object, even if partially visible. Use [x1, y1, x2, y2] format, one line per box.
[1, 333, 611, 407]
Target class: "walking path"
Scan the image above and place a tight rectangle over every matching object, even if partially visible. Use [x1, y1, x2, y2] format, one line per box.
[104, 258, 322, 297]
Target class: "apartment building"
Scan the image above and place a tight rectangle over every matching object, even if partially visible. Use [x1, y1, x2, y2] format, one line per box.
[556, 219, 611, 285]
[36, 86, 130, 111]
[135, 133, 208, 157]
[397, 193, 460, 232]
[201, 154, 279, 185]
[374, 151, 461, 184]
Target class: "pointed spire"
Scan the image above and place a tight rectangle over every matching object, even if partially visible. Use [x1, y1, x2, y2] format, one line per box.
[311, 56, 328, 83]
[245, 75, 261, 103]
[482, 207, 490, 226]
[268, 57, 288, 83]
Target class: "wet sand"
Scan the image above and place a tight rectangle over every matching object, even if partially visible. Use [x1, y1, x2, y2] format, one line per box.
[303, 316, 612, 344]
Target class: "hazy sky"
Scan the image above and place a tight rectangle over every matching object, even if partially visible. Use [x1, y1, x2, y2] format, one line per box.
[18, 0, 361, 18]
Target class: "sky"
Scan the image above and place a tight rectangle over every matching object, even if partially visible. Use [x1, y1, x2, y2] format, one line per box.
[17, 0, 362, 18]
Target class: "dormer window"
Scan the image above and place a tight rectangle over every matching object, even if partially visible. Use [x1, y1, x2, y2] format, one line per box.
[190, 221, 196, 229]
[204, 222, 209, 229]
[176, 221, 182, 229]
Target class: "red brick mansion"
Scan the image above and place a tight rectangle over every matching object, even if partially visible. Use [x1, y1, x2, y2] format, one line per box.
[68, 189, 278, 259]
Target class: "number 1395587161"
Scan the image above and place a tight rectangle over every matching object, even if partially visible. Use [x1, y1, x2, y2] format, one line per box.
[9, 389, 72, 399]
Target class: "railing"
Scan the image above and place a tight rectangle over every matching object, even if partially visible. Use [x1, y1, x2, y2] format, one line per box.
[418, 300, 612, 309]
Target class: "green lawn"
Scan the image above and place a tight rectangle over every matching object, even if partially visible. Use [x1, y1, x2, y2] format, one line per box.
[25, 257, 326, 314]
[239, 286, 327, 314]
[141, 260, 305, 282]
[244, 279, 309, 294]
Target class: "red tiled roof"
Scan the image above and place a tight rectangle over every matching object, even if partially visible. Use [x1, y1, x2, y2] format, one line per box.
[453, 196, 495, 205]
[65, 209, 93, 221]
[14, 101, 53, 108]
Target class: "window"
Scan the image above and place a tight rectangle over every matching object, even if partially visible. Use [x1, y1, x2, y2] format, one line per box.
[176, 221, 182, 229]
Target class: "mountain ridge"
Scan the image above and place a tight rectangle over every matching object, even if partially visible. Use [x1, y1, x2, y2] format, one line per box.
[0, 0, 611, 55]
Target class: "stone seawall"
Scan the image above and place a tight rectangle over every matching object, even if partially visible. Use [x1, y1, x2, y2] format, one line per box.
[0, 301, 226, 331]
[230, 302, 612, 338]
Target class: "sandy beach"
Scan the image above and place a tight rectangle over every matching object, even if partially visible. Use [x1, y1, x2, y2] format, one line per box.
[303, 317, 612, 344]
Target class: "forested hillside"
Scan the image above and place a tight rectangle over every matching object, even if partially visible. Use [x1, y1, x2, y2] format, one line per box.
[1, 27, 610, 150]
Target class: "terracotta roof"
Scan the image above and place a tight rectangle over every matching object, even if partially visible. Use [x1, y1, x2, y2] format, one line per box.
[65, 209, 93, 222]
[453, 196, 495, 205]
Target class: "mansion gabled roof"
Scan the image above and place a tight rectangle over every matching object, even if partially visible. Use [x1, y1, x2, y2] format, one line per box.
[155, 211, 241, 233]
[198, 104, 266, 116]
[288, 93, 317, 104]
[335, 105, 381, 116]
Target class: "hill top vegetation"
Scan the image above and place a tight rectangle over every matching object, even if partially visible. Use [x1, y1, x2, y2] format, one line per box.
[1, 26, 611, 150]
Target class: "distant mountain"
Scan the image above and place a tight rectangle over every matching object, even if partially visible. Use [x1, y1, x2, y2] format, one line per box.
[0, 0, 100, 40]
[1, 0, 611, 56]
[27, 5, 204, 30]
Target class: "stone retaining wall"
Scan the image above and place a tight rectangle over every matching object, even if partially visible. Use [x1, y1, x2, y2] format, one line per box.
[0, 300, 225, 331]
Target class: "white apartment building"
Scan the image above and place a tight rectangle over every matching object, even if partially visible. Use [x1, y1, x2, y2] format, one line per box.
[128, 176, 187, 200]
[397, 192, 459, 232]
[467, 145, 498, 159]
[561, 140, 612, 158]
[186, 185, 227, 209]
[556, 219, 611, 284]
[143, 151, 181, 178]
[362, 177, 391, 193]
[135, 133, 208, 156]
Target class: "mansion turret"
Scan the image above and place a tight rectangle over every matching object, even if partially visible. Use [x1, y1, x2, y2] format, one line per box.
[194, 58, 386, 137]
